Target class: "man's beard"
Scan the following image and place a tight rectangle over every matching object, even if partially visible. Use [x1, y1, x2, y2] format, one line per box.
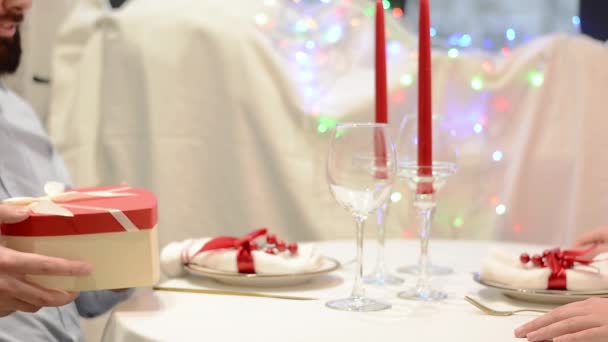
[0, 28, 22, 75]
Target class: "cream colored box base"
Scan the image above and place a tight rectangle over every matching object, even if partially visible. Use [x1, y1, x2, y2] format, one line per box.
[1, 227, 160, 291]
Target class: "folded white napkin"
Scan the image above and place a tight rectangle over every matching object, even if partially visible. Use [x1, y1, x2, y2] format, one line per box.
[480, 249, 608, 291]
[160, 238, 324, 278]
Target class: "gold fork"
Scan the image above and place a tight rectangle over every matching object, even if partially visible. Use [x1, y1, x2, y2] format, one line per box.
[464, 296, 550, 316]
[153, 286, 318, 301]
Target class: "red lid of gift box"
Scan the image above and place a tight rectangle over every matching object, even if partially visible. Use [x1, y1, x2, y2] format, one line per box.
[1, 186, 158, 237]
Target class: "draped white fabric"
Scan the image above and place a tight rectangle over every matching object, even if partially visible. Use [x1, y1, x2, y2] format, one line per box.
[48, 0, 608, 250]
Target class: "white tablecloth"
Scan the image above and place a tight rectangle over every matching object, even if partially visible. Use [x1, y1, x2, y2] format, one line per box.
[102, 240, 557, 342]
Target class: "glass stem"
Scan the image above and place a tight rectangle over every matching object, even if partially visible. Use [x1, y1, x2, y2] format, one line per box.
[415, 194, 435, 296]
[418, 208, 435, 276]
[373, 201, 389, 276]
[351, 215, 366, 299]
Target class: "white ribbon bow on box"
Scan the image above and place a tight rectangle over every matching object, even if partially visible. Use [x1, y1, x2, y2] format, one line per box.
[2, 182, 140, 232]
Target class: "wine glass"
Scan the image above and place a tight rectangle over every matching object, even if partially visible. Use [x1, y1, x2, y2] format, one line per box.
[326, 122, 396, 312]
[395, 113, 458, 300]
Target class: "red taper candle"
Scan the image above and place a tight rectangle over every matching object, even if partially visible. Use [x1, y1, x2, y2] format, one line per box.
[374, 1, 388, 180]
[375, 0, 387, 124]
[418, 0, 433, 193]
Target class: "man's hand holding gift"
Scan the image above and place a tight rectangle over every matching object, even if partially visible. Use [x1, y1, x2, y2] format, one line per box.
[0, 204, 92, 316]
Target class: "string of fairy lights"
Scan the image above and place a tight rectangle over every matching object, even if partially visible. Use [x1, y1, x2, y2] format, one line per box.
[253, 0, 583, 237]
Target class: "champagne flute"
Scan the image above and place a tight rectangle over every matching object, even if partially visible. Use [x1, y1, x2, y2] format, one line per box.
[395, 114, 458, 300]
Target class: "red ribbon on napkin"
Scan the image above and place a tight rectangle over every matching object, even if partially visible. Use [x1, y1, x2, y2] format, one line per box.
[537, 245, 597, 290]
[188, 228, 268, 274]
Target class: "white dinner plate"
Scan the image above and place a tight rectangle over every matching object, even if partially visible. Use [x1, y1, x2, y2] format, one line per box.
[185, 256, 341, 288]
[473, 273, 608, 305]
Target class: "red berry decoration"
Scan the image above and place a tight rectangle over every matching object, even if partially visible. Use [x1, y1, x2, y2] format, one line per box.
[265, 247, 276, 255]
[532, 255, 543, 267]
[542, 250, 550, 257]
[287, 242, 298, 254]
[276, 240, 286, 252]
[267, 233, 277, 245]
[520, 253, 530, 264]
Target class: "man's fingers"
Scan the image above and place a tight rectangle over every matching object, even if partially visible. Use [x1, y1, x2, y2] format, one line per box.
[0, 204, 29, 224]
[515, 302, 586, 337]
[12, 278, 79, 307]
[7, 298, 41, 313]
[0, 309, 15, 317]
[0, 248, 92, 276]
[525, 315, 599, 341]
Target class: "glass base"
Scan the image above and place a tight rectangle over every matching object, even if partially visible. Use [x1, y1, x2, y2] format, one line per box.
[396, 263, 453, 276]
[325, 296, 392, 312]
[397, 288, 447, 301]
[363, 271, 405, 285]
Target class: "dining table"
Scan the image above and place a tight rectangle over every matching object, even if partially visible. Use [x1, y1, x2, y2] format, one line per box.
[101, 239, 562, 342]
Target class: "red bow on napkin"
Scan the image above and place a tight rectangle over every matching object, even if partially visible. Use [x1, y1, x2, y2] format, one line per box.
[187, 228, 268, 274]
[520, 245, 598, 290]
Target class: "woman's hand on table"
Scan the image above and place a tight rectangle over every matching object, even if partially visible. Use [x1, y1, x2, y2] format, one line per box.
[515, 297, 608, 341]
[573, 226, 608, 258]
[0, 204, 93, 316]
